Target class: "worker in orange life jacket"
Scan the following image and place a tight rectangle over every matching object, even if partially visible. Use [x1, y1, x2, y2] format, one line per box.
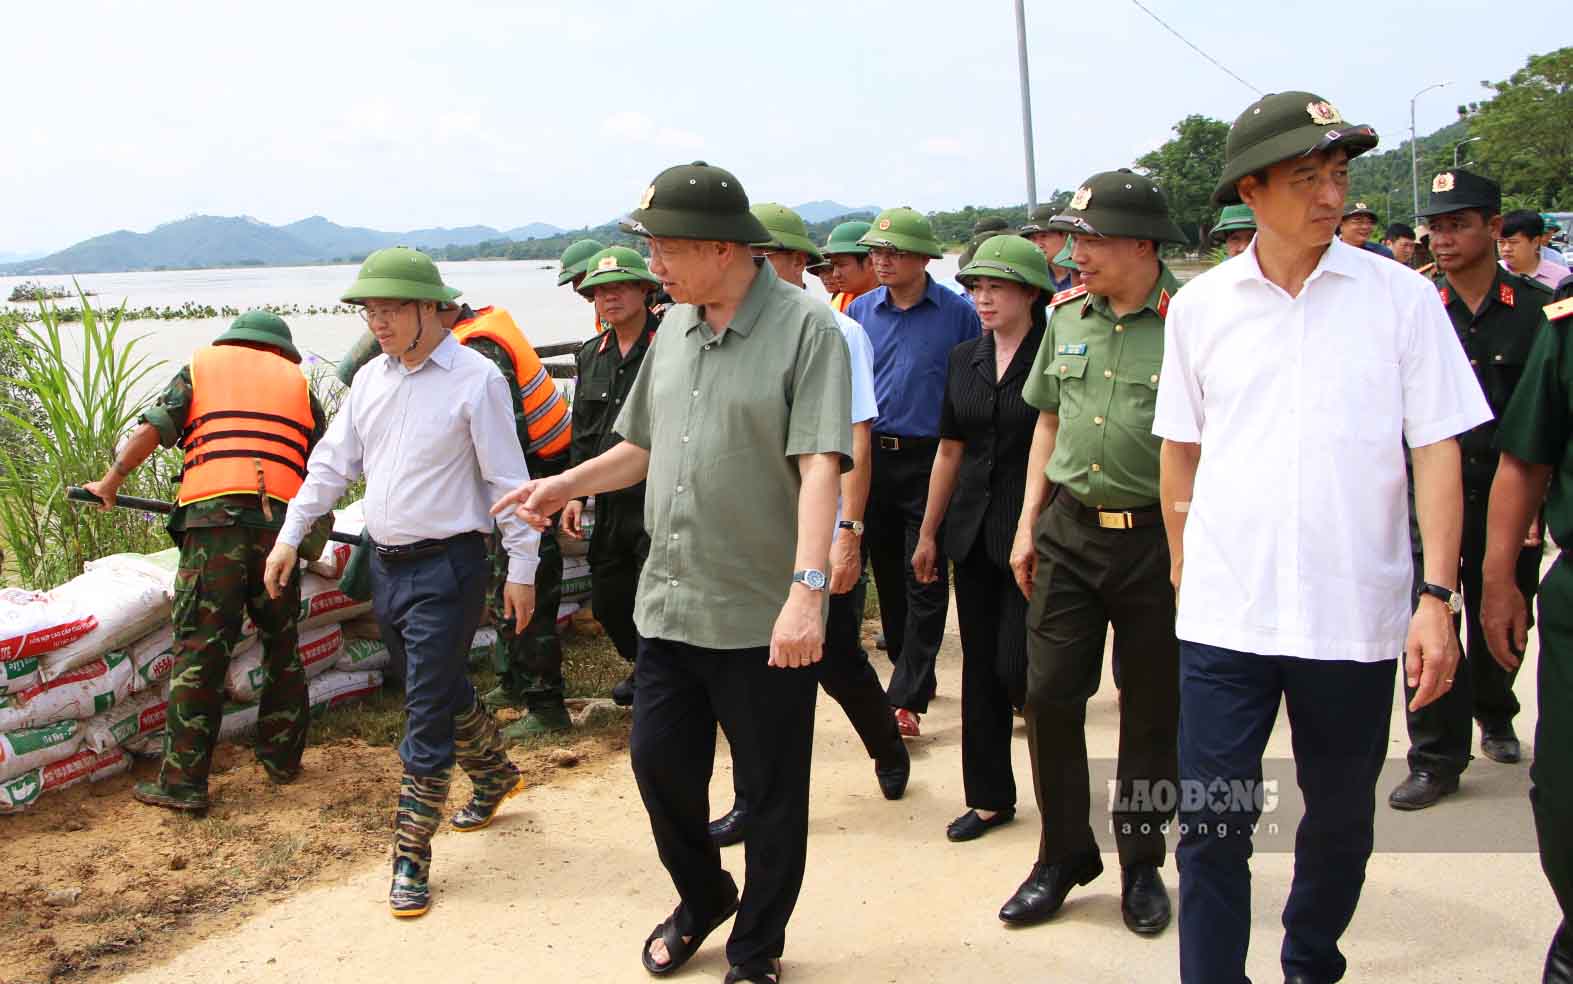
[84, 312, 330, 812]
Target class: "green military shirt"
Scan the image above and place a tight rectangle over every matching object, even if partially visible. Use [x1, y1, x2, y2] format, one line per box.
[570, 311, 658, 503]
[614, 260, 852, 650]
[1022, 264, 1179, 508]
[1495, 300, 1573, 547]
[141, 360, 329, 534]
[1439, 269, 1551, 498]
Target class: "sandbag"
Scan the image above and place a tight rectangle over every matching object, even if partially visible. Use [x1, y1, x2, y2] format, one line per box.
[127, 625, 179, 695]
[297, 573, 371, 629]
[217, 700, 259, 742]
[224, 625, 343, 703]
[81, 689, 168, 754]
[0, 719, 83, 783]
[308, 669, 382, 714]
[0, 649, 135, 732]
[0, 587, 99, 664]
[35, 552, 178, 682]
[0, 746, 130, 813]
[1, 656, 41, 697]
[306, 502, 365, 579]
[557, 602, 580, 627]
[335, 638, 390, 673]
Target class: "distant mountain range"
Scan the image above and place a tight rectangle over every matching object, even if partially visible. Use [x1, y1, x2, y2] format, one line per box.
[1, 202, 879, 276]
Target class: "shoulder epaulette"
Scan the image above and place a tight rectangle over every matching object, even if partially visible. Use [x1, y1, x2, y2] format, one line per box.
[1050, 284, 1088, 308]
[1544, 297, 1573, 322]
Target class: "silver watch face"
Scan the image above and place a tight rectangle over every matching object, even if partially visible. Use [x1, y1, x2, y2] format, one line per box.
[798, 569, 827, 591]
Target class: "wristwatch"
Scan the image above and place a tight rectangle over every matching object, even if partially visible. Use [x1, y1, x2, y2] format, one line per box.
[1417, 582, 1463, 615]
[792, 569, 828, 592]
[837, 520, 865, 535]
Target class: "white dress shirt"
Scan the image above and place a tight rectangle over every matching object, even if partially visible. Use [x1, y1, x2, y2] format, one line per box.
[1153, 237, 1490, 663]
[280, 332, 540, 584]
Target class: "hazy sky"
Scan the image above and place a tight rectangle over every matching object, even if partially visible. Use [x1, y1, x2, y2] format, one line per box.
[4, 0, 1550, 254]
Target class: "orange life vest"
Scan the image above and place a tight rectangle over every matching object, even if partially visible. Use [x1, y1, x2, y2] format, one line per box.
[830, 289, 866, 313]
[178, 345, 313, 507]
[452, 306, 572, 460]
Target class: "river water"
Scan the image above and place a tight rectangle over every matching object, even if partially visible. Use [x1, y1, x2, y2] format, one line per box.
[0, 257, 961, 400]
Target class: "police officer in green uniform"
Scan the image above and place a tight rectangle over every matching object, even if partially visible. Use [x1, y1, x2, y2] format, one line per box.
[999, 169, 1185, 935]
[83, 313, 329, 811]
[1210, 203, 1256, 258]
[1390, 169, 1549, 810]
[1020, 205, 1076, 291]
[563, 246, 662, 707]
[1482, 280, 1573, 984]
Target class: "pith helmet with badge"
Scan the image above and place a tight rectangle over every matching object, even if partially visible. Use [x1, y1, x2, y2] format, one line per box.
[576, 246, 662, 297]
[858, 207, 945, 258]
[958, 234, 1054, 295]
[1416, 168, 1502, 219]
[342, 246, 462, 305]
[1049, 169, 1186, 243]
[1343, 201, 1378, 221]
[557, 239, 606, 286]
[1019, 204, 1059, 235]
[213, 310, 302, 364]
[622, 161, 770, 244]
[1213, 91, 1378, 205]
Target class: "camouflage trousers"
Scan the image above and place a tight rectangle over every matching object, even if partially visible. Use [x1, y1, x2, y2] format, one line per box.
[487, 453, 565, 710]
[162, 525, 306, 793]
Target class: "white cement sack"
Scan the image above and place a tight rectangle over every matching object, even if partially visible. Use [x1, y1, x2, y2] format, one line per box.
[126, 625, 176, 694]
[224, 625, 343, 703]
[81, 689, 167, 754]
[240, 573, 369, 635]
[0, 587, 99, 665]
[335, 638, 390, 673]
[0, 746, 129, 813]
[308, 669, 382, 713]
[0, 719, 83, 783]
[468, 626, 497, 663]
[306, 502, 365, 578]
[0, 648, 135, 732]
[36, 552, 177, 682]
[217, 700, 260, 742]
[1, 656, 41, 698]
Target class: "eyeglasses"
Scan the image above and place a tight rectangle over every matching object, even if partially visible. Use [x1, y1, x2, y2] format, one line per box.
[867, 246, 915, 260]
[359, 301, 411, 325]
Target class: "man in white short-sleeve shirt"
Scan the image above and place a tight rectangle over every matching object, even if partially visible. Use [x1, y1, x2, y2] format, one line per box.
[1152, 91, 1491, 984]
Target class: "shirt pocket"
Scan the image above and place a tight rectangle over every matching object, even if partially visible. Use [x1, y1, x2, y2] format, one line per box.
[1050, 354, 1090, 419]
[1116, 365, 1162, 423]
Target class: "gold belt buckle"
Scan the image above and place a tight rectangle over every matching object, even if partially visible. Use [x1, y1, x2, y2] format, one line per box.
[879, 436, 900, 451]
[1097, 510, 1133, 530]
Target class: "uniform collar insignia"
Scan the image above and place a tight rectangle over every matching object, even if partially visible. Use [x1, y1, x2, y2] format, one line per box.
[597, 331, 611, 354]
[1156, 289, 1171, 319]
[1437, 285, 1450, 306]
[1545, 297, 1573, 322]
[1050, 283, 1088, 307]
[1499, 283, 1515, 307]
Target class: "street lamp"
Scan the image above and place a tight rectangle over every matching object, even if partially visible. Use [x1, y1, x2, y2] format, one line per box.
[1411, 81, 1452, 221]
[1454, 135, 1483, 167]
[1014, 0, 1037, 211]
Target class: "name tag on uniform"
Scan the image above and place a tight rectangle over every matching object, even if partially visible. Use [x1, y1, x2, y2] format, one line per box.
[1056, 343, 1087, 355]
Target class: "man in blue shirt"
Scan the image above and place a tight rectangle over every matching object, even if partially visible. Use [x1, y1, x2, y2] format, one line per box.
[851, 207, 983, 736]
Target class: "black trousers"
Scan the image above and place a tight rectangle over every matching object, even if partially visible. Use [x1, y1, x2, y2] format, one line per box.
[588, 492, 649, 665]
[631, 637, 818, 968]
[866, 441, 948, 713]
[1404, 502, 1541, 775]
[1023, 492, 1178, 867]
[954, 543, 1026, 812]
[817, 570, 905, 762]
[1534, 558, 1573, 980]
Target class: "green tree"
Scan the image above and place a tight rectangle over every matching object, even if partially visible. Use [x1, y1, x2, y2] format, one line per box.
[1134, 114, 1230, 245]
[1469, 46, 1573, 209]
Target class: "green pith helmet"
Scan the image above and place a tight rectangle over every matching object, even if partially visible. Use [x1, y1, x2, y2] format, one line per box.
[958, 234, 1053, 293]
[622, 161, 769, 244]
[213, 310, 302, 363]
[1049, 169, 1187, 244]
[959, 230, 1022, 270]
[557, 239, 606, 286]
[1019, 204, 1059, 234]
[341, 247, 462, 304]
[1053, 236, 1079, 271]
[972, 216, 1011, 237]
[750, 203, 824, 261]
[576, 246, 662, 295]
[1211, 203, 1258, 241]
[858, 207, 943, 258]
[1214, 90, 1378, 205]
[823, 220, 873, 256]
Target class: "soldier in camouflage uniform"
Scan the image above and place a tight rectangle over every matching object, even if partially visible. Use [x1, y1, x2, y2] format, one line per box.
[85, 312, 328, 812]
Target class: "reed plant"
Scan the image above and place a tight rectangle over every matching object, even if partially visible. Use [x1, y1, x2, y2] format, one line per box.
[0, 285, 177, 587]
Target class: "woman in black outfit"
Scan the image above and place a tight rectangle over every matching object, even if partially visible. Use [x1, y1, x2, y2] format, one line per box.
[912, 235, 1051, 842]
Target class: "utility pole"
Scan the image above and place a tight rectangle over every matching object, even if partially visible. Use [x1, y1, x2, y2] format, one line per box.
[1015, 0, 1037, 212]
[1410, 81, 1451, 221]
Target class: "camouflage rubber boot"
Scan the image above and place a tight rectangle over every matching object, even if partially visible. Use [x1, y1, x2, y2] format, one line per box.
[389, 769, 452, 919]
[132, 781, 210, 812]
[450, 700, 524, 832]
[480, 684, 528, 712]
[501, 701, 572, 743]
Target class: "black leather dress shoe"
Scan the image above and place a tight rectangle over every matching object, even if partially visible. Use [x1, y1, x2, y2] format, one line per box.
[1120, 864, 1171, 935]
[997, 851, 1103, 926]
[875, 742, 910, 801]
[1480, 723, 1522, 764]
[1544, 921, 1573, 984]
[1387, 770, 1459, 811]
[708, 805, 748, 847]
[946, 807, 1015, 842]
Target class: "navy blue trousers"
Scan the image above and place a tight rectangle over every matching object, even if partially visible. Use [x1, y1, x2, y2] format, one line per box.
[370, 533, 490, 777]
[1176, 641, 1395, 984]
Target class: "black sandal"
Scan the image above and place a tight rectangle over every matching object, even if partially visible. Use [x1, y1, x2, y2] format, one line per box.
[640, 896, 740, 976]
[724, 958, 782, 983]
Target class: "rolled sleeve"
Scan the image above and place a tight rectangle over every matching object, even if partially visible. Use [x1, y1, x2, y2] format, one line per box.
[786, 319, 853, 468]
[1399, 278, 1493, 448]
[1152, 301, 1204, 443]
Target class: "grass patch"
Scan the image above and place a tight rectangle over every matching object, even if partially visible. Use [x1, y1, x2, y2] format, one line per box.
[254, 834, 309, 881]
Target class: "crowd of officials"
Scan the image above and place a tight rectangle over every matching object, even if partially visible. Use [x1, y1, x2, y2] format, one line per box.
[81, 86, 1573, 984]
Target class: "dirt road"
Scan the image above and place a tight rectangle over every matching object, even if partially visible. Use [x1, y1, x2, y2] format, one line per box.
[114, 622, 1559, 983]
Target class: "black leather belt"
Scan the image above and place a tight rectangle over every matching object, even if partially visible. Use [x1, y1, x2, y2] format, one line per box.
[373, 531, 484, 563]
[1058, 495, 1163, 531]
[875, 434, 939, 452]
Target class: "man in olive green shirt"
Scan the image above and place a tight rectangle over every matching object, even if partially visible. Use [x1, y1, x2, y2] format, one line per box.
[495, 161, 850, 984]
[999, 169, 1185, 938]
[1482, 293, 1573, 984]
